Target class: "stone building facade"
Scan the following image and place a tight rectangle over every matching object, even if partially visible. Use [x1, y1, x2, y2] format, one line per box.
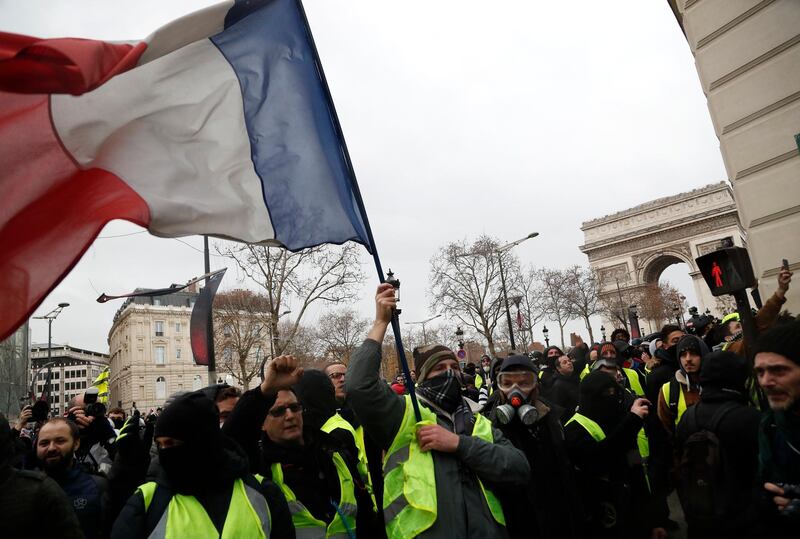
[667, 0, 800, 315]
[30, 343, 109, 416]
[107, 286, 210, 413]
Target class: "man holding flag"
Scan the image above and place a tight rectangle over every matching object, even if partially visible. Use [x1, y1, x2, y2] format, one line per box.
[346, 284, 530, 539]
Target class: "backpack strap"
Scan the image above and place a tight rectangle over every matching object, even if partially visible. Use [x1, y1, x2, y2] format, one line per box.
[668, 379, 680, 417]
[707, 401, 739, 432]
[144, 484, 173, 537]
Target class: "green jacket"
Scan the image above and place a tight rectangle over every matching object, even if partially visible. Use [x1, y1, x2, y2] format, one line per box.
[346, 339, 530, 539]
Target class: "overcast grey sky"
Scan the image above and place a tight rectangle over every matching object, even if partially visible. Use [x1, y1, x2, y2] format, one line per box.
[5, 0, 727, 351]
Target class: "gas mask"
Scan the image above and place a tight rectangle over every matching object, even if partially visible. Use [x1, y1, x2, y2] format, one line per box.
[495, 370, 539, 426]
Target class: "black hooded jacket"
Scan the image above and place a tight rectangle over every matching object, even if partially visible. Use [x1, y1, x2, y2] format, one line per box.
[675, 351, 761, 536]
[564, 372, 650, 538]
[483, 391, 580, 539]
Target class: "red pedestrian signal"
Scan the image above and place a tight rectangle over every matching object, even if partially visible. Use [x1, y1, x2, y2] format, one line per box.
[696, 247, 756, 296]
[711, 261, 724, 288]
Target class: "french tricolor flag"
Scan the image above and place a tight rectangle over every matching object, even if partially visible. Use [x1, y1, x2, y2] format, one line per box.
[0, 0, 373, 339]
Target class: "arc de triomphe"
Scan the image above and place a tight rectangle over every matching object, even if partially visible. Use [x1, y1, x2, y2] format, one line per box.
[580, 182, 745, 330]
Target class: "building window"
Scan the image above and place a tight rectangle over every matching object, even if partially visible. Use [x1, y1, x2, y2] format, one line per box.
[176, 348, 182, 359]
[193, 375, 203, 391]
[81, 369, 86, 378]
[155, 321, 164, 337]
[153, 297, 162, 306]
[155, 377, 166, 400]
[155, 346, 166, 365]
[223, 347, 232, 360]
[175, 322, 182, 333]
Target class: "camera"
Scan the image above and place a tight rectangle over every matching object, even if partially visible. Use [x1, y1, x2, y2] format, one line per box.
[83, 387, 106, 418]
[30, 400, 50, 423]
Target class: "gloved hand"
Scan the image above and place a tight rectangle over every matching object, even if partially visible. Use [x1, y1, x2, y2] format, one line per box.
[114, 417, 142, 461]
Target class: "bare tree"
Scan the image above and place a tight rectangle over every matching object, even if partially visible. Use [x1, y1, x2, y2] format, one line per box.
[598, 280, 642, 334]
[563, 265, 601, 343]
[213, 289, 272, 389]
[218, 243, 365, 359]
[428, 236, 519, 356]
[535, 268, 573, 348]
[280, 320, 322, 368]
[511, 267, 546, 351]
[638, 281, 689, 328]
[316, 308, 370, 364]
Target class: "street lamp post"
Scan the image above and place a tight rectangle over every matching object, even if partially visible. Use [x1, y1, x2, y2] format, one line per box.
[32, 302, 69, 411]
[458, 232, 539, 353]
[542, 325, 550, 347]
[455, 326, 464, 350]
[600, 325, 606, 341]
[627, 304, 641, 339]
[672, 305, 682, 328]
[405, 314, 442, 344]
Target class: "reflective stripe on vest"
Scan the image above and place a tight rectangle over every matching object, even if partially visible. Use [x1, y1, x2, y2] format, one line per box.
[137, 478, 271, 539]
[271, 452, 357, 539]
[580, 364, 590, 380]
[382, 395, 505, 538]
[623, 368, 645, 397]
[566, 413, 606, 441]
[661, 380, 687, 427]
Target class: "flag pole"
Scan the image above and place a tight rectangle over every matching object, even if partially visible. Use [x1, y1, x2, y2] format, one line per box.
[295, 0, 421, 421]
[204, 236, 217, 386]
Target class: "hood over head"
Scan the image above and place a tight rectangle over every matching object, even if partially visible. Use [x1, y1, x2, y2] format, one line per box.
[293, 369, 338, 433]
[699, 351, 748, 401]
[578, 371, 625, 431]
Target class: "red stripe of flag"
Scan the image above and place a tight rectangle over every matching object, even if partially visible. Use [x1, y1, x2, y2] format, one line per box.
[0, 33, 153, 340]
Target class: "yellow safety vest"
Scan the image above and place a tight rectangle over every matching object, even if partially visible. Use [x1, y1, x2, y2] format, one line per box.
[137, 476, 271, 538]
[382, 395, 505, 539]
[622, 368, 645, 397]
[660, 379, 687, 427]
[271, 453, 357, 539]
[321, 413, 371, 490]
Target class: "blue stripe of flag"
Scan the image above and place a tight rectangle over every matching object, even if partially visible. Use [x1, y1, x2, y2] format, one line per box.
[211, 0, 371, 252]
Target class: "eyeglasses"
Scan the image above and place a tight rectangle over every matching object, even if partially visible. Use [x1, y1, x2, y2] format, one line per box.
[328, 372, 345, 380]
[268, 403, 303, 418]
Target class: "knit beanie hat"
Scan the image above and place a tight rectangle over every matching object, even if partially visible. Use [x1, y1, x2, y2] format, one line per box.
[754, 320, 800, 365]
[413, 344, 458, 381]
[599, 342, 617, 359]
[155, 391, 222, 453]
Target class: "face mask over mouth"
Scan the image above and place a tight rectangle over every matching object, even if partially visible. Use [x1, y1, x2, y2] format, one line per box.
[417, 369, 463, 414]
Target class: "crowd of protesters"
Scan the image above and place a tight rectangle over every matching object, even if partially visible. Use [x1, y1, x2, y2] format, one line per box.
[0, 268, 798, 538]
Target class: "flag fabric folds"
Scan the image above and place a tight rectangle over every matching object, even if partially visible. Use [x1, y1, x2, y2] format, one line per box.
[93, 367, 110, 403]
[190, 269, 227, 367]
[0, 0, 371, 340]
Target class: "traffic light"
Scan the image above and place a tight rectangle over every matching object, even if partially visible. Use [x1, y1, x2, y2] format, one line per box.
[696, 247, 756, 297]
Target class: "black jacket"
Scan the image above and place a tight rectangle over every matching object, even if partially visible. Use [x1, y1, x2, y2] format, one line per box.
[484, 393, 580, 539]
[546, 372, 579, 422]
[675, 388, 761, 537]
[223, 386, 377, 535]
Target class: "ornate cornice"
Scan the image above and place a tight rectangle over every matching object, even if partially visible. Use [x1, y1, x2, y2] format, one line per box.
[583, 212, 741, 262]
[581, 208, 738, 255]
[580, 181, 730, 230]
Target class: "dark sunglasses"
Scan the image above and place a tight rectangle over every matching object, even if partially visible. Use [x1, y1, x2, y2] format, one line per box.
[268, 403, 303, 418]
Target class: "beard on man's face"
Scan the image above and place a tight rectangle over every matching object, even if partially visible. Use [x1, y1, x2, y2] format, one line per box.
[41, 448, 74, 475]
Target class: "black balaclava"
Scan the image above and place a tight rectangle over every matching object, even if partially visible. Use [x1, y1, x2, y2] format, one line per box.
[578, 371, 625, 431]
[293, 370, 338, 434]
[154, 392, 226, 494]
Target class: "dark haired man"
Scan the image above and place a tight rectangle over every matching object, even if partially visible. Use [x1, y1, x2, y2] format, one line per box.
[37, 418, 109, 539]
